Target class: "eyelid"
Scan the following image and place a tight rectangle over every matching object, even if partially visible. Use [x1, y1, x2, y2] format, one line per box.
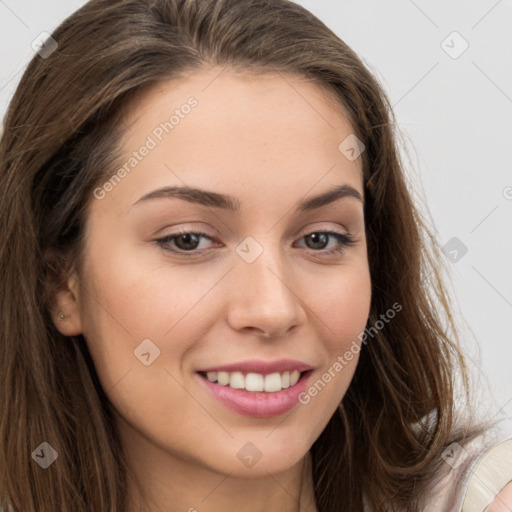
[295, 222, 352, 238]
[155, 223, 217, 237]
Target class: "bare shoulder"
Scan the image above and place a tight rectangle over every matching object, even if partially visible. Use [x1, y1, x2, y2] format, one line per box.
[485, 481, 512, 512]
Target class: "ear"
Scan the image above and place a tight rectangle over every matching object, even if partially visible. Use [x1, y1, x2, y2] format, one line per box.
[45, 249, 84, 336]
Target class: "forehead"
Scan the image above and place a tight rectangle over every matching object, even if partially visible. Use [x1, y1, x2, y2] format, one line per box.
[103, 67, 363, 210]
[125, 66, 354, 128]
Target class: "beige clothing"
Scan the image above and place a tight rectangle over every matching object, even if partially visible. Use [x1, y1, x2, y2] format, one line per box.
[423, 416, 512, 512]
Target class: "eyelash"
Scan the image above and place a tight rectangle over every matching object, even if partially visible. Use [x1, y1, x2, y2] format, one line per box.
[155, 229, 356, 258]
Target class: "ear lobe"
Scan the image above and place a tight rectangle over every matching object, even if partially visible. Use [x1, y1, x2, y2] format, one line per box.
[44, 249, 83, 336]
[53, 276, 83, 336]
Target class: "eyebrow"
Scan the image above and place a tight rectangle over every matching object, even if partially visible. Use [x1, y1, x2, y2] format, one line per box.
[132, 183, 363, 211]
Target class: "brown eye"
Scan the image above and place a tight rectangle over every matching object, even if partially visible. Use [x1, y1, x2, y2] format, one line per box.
[295, 231, 355, 256]
[173, 233, 201, 251]
[304, 232, 330, 250]
[156, 231, 216, 255]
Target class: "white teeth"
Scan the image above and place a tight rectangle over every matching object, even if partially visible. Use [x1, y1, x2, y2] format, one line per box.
[281, 371, 290, 388]
[229, 371, 245, 389]
[245, 373, 264, 392]
[290, 370, 300, 386]
[217, 371, 229, 386]
[204, 369, 304, 392]
[264, 372, 282, 392]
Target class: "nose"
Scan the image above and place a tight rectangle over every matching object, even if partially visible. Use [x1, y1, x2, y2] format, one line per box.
[226, 244, 307, 339]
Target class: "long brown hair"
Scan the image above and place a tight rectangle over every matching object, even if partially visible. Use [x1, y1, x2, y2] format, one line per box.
[0, 1, 491, 510]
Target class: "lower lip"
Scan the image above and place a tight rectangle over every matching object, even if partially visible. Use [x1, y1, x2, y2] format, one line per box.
[196, 371, 312, 418]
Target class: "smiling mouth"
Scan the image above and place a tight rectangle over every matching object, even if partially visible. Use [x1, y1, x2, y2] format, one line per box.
[198, 370, 311, 393]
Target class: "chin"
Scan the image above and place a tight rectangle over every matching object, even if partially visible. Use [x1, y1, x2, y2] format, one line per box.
[200, 433, 313, 477]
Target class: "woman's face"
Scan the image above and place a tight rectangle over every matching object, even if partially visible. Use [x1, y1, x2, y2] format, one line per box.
[55, 67, 371, 477]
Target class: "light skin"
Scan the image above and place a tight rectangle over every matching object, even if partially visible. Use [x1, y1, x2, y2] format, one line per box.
[486, 482, 512, 512]
[52, 67, 372, 512]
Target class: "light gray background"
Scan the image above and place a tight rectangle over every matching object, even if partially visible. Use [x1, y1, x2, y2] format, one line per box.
[1, 1, 511, 418]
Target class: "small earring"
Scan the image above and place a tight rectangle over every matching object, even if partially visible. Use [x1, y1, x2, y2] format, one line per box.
[58, 312, 66, 319]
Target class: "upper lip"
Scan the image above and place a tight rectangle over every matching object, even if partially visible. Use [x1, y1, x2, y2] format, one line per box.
[197, 359, 313, 375]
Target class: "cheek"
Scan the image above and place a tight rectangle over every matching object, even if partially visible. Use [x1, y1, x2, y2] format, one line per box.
[77, 233, 232, 425]
[297, 264, 371, 410]
[75, 237, 185, 395]
[77, 246, 217, 455]
[310, 262, 372, 351]
[79, 233, 216, 341]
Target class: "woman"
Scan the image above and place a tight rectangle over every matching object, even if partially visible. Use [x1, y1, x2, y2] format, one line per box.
[0, 1, 510, 511]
